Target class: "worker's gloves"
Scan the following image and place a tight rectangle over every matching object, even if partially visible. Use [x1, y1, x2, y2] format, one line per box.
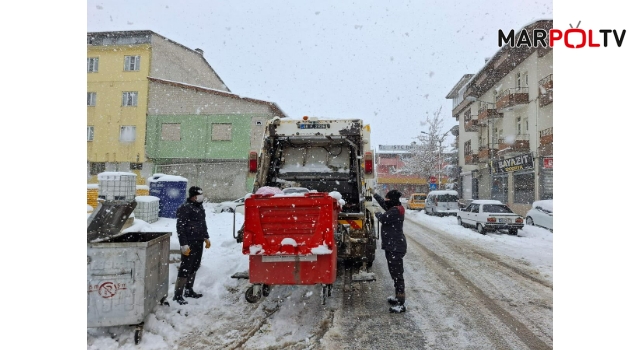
[205, 239, 211, 249]
[180, 245, 191, 256]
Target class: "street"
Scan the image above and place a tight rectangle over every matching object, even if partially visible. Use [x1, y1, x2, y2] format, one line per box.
[159, 213, 552, 350]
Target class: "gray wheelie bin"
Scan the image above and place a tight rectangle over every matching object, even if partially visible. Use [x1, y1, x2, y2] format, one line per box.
[87, 200, 171, 344]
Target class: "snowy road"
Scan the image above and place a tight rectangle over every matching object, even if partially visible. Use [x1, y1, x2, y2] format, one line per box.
[87, 208, 553, 349]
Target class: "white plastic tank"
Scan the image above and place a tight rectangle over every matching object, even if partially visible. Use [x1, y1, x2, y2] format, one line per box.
[98, 172, 137, 201]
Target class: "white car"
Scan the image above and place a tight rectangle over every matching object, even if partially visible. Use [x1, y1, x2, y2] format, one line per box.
[525, 200, 553, 232]
[282, 187, 310, 195]
[457, 199, 524, 235]
[211, 196, 248, 213]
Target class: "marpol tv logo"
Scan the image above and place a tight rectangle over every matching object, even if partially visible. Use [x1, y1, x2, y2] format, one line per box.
[498, 21, 627, 48]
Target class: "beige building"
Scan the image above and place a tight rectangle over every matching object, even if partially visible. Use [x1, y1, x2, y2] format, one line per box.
[446, 20, 553, 216]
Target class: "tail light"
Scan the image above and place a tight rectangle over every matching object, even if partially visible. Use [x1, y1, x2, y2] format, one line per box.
[487, 217, 496, 223]
[516, 217, 523, 224]
[364, 152, 373, 174]
[248, 151, 258, 173]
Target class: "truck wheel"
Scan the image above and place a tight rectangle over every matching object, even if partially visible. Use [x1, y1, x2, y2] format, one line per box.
[477, 223, 486, 235]
[245, 286, 261, 303]
[365, 238, 376, 268]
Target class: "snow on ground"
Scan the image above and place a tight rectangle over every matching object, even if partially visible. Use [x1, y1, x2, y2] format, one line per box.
[403, 209, 553, 281]
[87, 202, 553, 349]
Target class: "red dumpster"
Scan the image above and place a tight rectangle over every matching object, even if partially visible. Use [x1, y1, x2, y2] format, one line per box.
[242, 192, 341, 285]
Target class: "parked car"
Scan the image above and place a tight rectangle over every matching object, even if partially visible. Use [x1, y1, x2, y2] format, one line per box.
[407, 193, 427, 210]
[282, 187, 311, 195]
[525, 199, 553, 232]
[211, 196, 248, 213]
[457, 199, 524, 235]
[424, 190, 459, 216]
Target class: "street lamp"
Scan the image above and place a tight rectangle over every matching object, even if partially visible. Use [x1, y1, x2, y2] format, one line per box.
[421, 129, 451, 190]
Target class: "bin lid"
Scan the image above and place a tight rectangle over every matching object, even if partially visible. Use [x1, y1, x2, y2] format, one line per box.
[87, 200, 137, 242]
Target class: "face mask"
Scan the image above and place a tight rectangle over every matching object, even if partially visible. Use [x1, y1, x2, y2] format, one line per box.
[196, 194, 204, 203]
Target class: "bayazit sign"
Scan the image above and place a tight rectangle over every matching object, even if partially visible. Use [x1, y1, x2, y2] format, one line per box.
[491, 153, 534, 174]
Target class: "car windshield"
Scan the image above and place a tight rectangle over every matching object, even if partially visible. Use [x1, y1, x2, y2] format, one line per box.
[413, 195, 426, 201]
[483, 204, 513, 213]
[437, 194, 458, 202]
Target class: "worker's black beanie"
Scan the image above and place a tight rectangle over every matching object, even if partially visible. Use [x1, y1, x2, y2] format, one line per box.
[386, 190, 402, 206]
[189, 186, 203, 198]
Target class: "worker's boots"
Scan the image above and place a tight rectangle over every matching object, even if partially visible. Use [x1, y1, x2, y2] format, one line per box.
[173, 277, 188, 305]
[184, 273, 203, 298]
[388, 293, 406, 313]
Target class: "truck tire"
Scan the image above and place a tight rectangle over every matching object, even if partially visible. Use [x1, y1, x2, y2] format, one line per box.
[365, 238, 376, 268]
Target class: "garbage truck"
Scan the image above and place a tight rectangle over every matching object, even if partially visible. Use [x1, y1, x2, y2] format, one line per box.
[234, 116, 379, 303]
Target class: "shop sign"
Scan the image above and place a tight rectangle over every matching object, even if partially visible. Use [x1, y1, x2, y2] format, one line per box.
[491, 153, 534, 174]
[543, 157, 553, 169]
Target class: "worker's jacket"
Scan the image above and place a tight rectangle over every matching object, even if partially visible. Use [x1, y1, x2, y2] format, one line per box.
[176, 199, 209, 246]
[374, 194, 407, 253]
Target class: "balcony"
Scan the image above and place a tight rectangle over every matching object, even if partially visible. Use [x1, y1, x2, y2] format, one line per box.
[477, 101, 501, 125]
[539, 74, 553, 107]
[539, 127, 553, 156]
[464, 118, 478, 132]
[496, 135, 530, 153]
[477, 146, 497, 162]
[464, 153, 478, 165]
[496, 87, 529, 110]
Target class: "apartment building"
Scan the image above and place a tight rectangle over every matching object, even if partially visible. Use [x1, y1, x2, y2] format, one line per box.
[87, 30, 230, 184]
[446, 20, 553, 216]
[87, 30, 287, 199]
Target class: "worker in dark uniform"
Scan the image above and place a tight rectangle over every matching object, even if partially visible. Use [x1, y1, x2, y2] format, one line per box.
[374, 189, 407, 313]
[173, 186, 211, 305]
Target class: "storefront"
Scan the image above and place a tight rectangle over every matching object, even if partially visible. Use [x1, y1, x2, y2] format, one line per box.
[490, 153, 536, 216]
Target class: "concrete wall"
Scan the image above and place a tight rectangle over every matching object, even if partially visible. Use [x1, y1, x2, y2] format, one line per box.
[155, 161, 250, 201]
[150, 34, 228, 91]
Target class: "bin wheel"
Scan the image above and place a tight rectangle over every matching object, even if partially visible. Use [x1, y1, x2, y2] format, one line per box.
[321, 285, 327, 305]
[134, 329, 142, 344]
[327, 284, 333, 297]
[245, 286, 261, 303]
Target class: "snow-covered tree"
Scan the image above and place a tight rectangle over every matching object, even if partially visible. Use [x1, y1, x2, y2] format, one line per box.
[400, 107, 445, 179]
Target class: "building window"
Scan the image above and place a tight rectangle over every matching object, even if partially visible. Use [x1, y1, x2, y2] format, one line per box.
[120, 126, 136, 142]
[87, 57, 99, 72]
[130, 163, 143, 170]
[122, 92, 138, 106]
[87, 92, 96, 106]
[87, 126, 94, 141]
[516, 117, 522, 135]
[514, 172, 535, 204]
[124, 55, 141, 71]
[516, 72, 521, 88]
[212, 123, 232, 141]
[89, 162, 105, 175]
[524, 118, 529, 133]
[161, 123, 181, 141]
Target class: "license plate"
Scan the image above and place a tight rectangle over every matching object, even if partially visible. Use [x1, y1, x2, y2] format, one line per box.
[498, 218, 512, 223]
[262, 255, 317, 262]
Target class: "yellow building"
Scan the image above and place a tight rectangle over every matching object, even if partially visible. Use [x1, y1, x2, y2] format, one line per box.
[87, 30, 229, 184]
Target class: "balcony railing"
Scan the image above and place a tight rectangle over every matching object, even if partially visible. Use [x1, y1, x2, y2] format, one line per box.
[477, 101, 501, 125]
[496, 87, 529, 110]
[540, 127, 553, 145]
[539, 74, 553, 107]
[496, 135, 530, 152]
[477, 147, 497, 161]
[464, 118, 478, 132]
[464, 153, 478, 165]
